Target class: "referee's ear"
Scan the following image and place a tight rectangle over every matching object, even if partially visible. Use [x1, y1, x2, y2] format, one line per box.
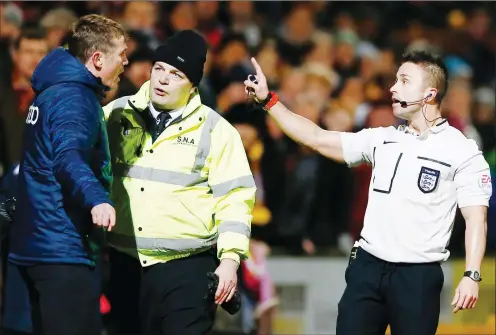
[425, 88, 438, 104]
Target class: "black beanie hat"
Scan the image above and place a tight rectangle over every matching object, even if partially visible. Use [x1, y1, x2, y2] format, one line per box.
[153, 30, 207, 86]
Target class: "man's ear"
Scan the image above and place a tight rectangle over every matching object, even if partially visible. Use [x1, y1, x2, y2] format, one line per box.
[91, 51, 103, 70]
[426, 88, 438, 103]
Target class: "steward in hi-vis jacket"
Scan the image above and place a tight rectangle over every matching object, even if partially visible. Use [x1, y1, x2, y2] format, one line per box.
[103, 30, 256, 335]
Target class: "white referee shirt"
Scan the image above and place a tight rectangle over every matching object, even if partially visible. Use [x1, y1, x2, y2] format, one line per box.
[341, 120, 493, 263]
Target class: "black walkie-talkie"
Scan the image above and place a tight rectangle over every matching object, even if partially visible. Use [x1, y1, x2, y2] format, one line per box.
[205, 272, 242, 315]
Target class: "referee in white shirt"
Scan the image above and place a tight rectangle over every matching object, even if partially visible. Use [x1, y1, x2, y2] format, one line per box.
[244, 50, 492, 335]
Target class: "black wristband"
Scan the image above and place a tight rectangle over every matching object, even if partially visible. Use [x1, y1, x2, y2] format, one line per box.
[257, 92, 272, 106]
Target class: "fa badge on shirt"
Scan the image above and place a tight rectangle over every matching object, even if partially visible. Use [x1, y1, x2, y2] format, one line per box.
[418, 166, 440, 193]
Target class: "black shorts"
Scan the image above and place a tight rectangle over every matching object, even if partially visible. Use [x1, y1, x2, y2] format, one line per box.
[336, 247, 444, 335]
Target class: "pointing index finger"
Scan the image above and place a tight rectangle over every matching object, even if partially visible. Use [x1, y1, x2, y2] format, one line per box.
[251, 57, 263, 78]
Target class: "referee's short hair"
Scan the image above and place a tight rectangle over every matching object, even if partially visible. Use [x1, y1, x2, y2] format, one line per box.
[401, 50, 449, 106]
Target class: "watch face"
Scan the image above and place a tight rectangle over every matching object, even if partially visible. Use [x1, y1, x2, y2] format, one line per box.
[473, 271, 480, 280]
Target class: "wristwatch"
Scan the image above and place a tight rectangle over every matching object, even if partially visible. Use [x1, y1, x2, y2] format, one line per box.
[464, 270, 482, 282]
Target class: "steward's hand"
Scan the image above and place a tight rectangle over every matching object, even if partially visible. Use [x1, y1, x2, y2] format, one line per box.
[214, 258, 239, 305]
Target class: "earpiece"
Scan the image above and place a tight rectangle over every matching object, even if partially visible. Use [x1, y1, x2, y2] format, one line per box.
[399, 93, 434, 108]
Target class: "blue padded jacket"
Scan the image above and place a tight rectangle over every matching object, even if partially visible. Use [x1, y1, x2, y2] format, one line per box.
[8, 47, 112, 266]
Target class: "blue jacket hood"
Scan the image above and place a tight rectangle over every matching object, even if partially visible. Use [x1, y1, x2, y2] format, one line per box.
[31, 47, 108, 95]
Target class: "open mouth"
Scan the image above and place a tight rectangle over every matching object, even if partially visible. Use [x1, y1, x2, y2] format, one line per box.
[155, 88, 166, 96]
[392, 98, 401, 105]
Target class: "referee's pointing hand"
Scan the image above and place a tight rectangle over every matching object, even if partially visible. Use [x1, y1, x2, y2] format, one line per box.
[244, 57, 269, 102]
[452, 277, 479, 313]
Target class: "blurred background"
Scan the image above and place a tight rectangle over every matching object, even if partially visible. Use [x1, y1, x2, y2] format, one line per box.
[0, 1, 494, 334]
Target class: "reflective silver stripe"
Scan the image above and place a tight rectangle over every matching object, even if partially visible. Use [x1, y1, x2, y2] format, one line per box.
[218, 221, 251, 237]
[210, 175, 256, 197]
[113, 111, 221, 185]
[109, 233, 218, 251]
[192, 111, 221, 173]
[113, 163, 207, 187]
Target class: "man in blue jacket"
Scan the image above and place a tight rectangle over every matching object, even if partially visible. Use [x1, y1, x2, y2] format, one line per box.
[7, 14, 128, 335]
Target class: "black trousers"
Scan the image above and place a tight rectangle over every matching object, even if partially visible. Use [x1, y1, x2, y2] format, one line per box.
[107, 248, 142, 334]
[18, 263, 101, 335]
[108, 249, 218, 335]
[336, 247, 444, 335]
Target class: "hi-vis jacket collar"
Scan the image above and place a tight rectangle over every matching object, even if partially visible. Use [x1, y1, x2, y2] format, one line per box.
[127, 80, 202, 120]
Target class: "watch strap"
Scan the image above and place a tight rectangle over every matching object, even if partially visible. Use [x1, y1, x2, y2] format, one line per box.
[464, 270, 482, 282]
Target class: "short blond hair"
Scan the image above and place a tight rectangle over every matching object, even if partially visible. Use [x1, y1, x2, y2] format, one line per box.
[68, 14, 126, 63]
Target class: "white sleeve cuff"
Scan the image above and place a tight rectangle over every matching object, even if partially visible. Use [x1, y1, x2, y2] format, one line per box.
[340, 132, 361, 167]
[458, 198, 490, 208]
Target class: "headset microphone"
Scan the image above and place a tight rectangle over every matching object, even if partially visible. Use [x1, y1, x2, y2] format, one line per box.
[400, 94, 432, 108]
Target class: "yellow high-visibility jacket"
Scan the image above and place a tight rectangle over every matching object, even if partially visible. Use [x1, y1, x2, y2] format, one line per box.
[103, 81, 256, 267]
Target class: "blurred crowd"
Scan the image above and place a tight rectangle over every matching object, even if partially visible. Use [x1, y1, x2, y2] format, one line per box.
[1, 1, 495, 259]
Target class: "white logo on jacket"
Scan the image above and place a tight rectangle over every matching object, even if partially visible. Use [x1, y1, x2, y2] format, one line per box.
[26, 105, 39, 125]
